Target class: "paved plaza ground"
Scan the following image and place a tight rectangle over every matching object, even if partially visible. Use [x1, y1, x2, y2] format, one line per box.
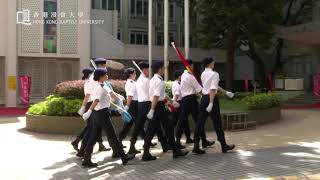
[0, 109, 320, 180]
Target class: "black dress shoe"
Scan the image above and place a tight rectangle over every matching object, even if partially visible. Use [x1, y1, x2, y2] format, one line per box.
[202, 140, 215, 148]
[176, 143, 186, 149]
[82, 160, 98, 168]
[112, 152, 120, 158]
[76, 151, 84, 158]
[121, 154, 135, 165]
[186, 138, 194, 144]
[192, 148, 206, 155]
[222, 144, 235, 153]
[142, 152, 157, 161]
[71, 141, 79, 152]
[128, 147, 141, 154]
[173, 149, 189, 158]
[98, 146, 111, 152]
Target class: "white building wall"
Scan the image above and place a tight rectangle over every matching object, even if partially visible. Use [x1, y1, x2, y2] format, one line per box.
[0, 0, 7, 57]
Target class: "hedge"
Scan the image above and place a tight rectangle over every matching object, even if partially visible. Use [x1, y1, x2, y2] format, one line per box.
[245, 93, 280, 110]
[28, 95, 82, 116]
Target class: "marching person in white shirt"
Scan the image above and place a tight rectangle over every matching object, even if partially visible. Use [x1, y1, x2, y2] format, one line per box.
[176, 60, 215, 149]
[118, 68, 144, 155]
[142, 60, 189, 161]
[80, 68, 135, 167]
[136, 62, 166, 150]
[193, 57, 235, 154]
[77, 57, 124, 158]
[172, 70, 193, 143]
[71, 66, 110, 153]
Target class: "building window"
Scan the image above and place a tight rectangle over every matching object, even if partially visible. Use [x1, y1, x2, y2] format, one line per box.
[157, 2, 175, 22]
[92, 0, 120, 12]
[117, 29, 121, 40]
[156, 32, 174, 46]
[131, 0, 148, 18]
[43, 0, 57, 53]
[130, 31, 148, 45]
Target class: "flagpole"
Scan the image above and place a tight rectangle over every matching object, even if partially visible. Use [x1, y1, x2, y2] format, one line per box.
[148, 0, 153, 78]
[184, 0, 190, 59]
[164, 0, 169, 81]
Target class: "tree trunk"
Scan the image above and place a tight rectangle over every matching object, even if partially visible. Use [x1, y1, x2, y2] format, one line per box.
[248, 46, 267, 88]
[225, 26, 237, 90]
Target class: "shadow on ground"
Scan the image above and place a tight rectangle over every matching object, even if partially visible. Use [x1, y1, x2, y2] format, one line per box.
[44, 142, 320, 180]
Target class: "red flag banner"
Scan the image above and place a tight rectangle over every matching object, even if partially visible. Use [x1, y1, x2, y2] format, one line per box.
[171, 42, 202, 86]
[267, 73, 273, 92]
[19, 75, 31, 105]
[313, 74, 320, 97]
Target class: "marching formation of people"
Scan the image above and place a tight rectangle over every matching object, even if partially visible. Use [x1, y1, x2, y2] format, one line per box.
[72, 57, 236, 168]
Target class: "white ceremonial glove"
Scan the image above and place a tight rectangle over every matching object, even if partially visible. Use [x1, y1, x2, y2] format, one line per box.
[77, 105, 86, 116]
[226, 91, 235, 99]
[172, 101, 180, 108]
[147, 109, 155, 120]
[82, 109, 92, 122]
[206, 102, 213, 113]
[226, 91, 234, 98]
[124, 105, 129, 111]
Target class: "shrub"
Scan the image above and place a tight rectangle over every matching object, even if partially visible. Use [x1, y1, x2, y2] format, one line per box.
[54, 80, 85, 99]
[28, 101, 49, 115]
[165, 81, 173, 97]
[64, 99, 82, 116]
[28, 95, 82, 116]
[245, 93, 280, 110]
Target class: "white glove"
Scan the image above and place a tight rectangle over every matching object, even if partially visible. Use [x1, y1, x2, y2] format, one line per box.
[206, 102, 213, 113]
[82, 109, 92, 122]
[77, 105, 86, 116]
[172, 101, 180, 108]
[124, 105, 129, 111]
[226, 91, 235, 99]
[147, 109, 154, 120]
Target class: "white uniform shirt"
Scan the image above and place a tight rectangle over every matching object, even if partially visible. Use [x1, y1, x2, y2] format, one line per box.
[84, 77, 99, 102]
[91, 82, 112, 111]
[136, 74, 150, 102]
[201, 68, 220, 95]
[180, 71, 202, 97]
[125, 79, 138, 101]
[149, 74, 166, 101]
[172, 80, 182, 101]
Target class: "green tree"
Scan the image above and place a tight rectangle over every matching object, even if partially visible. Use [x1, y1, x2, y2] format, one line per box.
[273, 0, 315, 75]
[196, 0, 284, 90]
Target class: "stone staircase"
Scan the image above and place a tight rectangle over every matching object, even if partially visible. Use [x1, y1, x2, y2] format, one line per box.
[282, 93, 320, 107]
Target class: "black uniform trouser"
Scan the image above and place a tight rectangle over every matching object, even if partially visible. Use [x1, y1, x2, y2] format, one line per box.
[143, 102, 178, 152]
[176, 95, 205, 142]
[194, 95, 226, 144]
[137, 101, 166, 146]
[77, 102, 103, 143]
[84, 108, 125, 157]
[118, 101, 145, 143]
[172, 100, 191, 138]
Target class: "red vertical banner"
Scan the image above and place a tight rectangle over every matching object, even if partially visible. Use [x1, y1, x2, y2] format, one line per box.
[314, 74, 320, 97]
[243, 74, 249, 92]
[267, 73, 273, 92]
[19, 76, 31, 105]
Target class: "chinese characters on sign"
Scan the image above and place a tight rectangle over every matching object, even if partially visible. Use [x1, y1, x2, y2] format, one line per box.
[19, 76, 31, 105]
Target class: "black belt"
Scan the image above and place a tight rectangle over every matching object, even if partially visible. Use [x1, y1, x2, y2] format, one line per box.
[95, 107, 109, 112]
[182, 94, 197, 99]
